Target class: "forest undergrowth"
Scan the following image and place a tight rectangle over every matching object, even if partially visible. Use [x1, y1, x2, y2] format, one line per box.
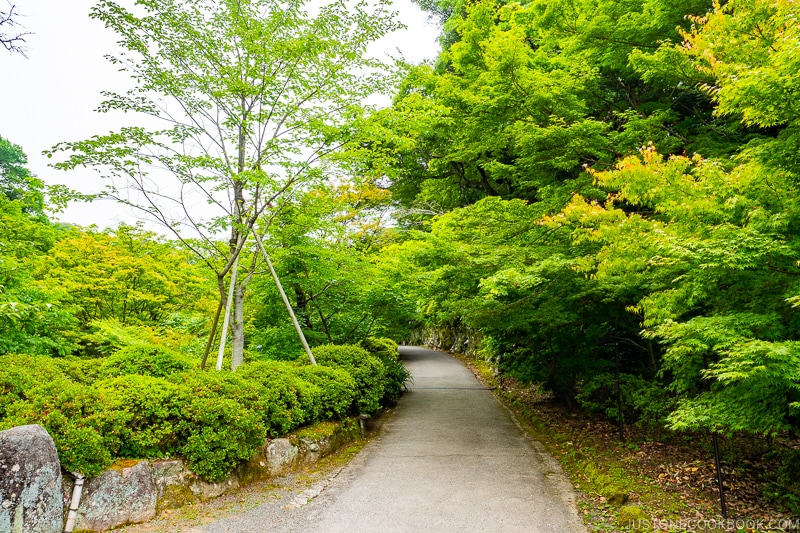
[455, 352, 800, 533]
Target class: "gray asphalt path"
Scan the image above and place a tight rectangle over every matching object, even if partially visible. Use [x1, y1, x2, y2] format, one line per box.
[204, 346, 586, 533]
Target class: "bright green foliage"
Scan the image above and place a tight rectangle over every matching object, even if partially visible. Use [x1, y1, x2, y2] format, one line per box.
[0, 189, 75, 356]
[382, 195, 635, 400]
[45, 224, 212, 331]
[356, 0, 731, 219]
[100, 345, 194, 378]
[97, 375, 186, 459]
[360, 337, 410, 406]
[236, 361, 319, 434]
[369, 0, 800, 445]
[177, 395, 265, 482]
[247, 183, 417, 356]
[312, 344, 386, 415]
[0, 349, 403, 480]
[572, 143, 800, 436]
[0, 136, 45, 217]
[294, 365, 356, 420]
[1, 185, 213, 357]
[47, 0, 404, 369]
[0, 361, 113, 475]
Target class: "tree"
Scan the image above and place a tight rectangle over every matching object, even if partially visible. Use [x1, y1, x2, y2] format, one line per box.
[0, 140, 74, 355]
[50, 0, 402, 368]
[0, 2, 29, 56]
[363, 0, 800, 436]
[45, 224, 213, 330]
[0, 135, 44, 217]
[248, 182, 416, 358]
[0, 196, 75, 355]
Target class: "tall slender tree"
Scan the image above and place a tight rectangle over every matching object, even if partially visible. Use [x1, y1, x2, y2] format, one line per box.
[50, 0, 401, 368]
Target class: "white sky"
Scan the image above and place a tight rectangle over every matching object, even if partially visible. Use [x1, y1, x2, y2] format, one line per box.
[0, 0, 440, 229]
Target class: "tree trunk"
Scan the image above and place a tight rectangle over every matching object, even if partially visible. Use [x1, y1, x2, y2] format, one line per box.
[231, 282, 245, 371]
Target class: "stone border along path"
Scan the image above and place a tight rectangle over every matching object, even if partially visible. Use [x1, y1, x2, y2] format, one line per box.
[202, 346, 587, 533]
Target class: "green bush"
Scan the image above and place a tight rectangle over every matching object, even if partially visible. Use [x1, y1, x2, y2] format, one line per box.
[101, 345, 193, 378]
[98, 373, 267, 482]
[361, 337, 410, 407]
[171, 370, 267, 411]
[0, 354, 66, 417]
[295, 364, 356, 420]
[236, 361, 316, 434]
[172, 370, 280, 434]
[360, 337, 399, 359]
[54, 356, 105, 385]
[177, 395, 265, 482]
[312, 344, 386, 415]
[0, 375, 114, 476]
[0, 350, 380, 482]
[96, 375, 187, 458]
[47, 413, 113, 476]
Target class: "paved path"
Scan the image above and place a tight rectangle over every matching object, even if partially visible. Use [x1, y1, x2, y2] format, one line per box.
[204, 346, 586, 532]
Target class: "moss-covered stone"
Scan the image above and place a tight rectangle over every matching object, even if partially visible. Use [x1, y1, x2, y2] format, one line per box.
[617, 505, 649, 531]
[157, 484, 196, 511]
[606, 491, 630, 507]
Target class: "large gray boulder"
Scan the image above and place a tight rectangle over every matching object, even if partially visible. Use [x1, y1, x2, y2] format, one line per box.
[73, 460, 156, 531]
[0, 424, 64, 533]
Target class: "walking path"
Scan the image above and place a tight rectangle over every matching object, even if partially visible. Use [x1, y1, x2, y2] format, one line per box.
[203, 346, 586, 532]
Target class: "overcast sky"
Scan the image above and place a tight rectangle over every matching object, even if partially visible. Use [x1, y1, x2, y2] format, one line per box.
[0, 0, 440, 229]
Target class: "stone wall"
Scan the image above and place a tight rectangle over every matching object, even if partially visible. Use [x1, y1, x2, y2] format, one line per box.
[3, 418, 364, 532]
[408, 324, 483, 357]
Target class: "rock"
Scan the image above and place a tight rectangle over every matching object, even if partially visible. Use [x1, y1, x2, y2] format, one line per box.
[267, 438, 299, 475]
[73, 460, 156, 531]
[188, 476, 239, 500]
[0, 425, 63, 533]
[235, 447, 271, 486]
[150, 459, 195, 511]
[617, 505, 650, 532]
[298, 437, 323, 465]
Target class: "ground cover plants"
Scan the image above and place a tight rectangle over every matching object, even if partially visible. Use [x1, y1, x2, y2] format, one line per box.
[456, 351, 800, 532]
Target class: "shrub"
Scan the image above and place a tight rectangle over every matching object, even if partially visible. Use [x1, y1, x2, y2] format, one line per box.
[177, 395, 265, 482]
[295, 364, 356, 420]
[171, 370, 280, 433]
[101, 345, 194, 378]
[360, 337, 399, 359]
[96, 374, 187, 458]
[312, 344, 386, 415]
[54, 356, 105, 385]
[236, 361, 317, 434]
[361, 337, 410, 407]
[0, 376, 113, 476]
[0, 354, 65, 417]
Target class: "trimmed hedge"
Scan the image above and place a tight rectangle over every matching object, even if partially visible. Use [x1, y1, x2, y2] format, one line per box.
[360, 337, 410, 407]
[0, 340, 408, 482]
[312, 344, 386, 415]
[294, 364, 355, 420]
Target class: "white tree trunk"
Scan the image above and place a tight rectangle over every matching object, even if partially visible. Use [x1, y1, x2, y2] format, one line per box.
[232, 283, 245, 371]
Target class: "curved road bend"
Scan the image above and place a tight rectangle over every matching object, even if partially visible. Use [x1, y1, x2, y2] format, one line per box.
[204, 346, 587, 533]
